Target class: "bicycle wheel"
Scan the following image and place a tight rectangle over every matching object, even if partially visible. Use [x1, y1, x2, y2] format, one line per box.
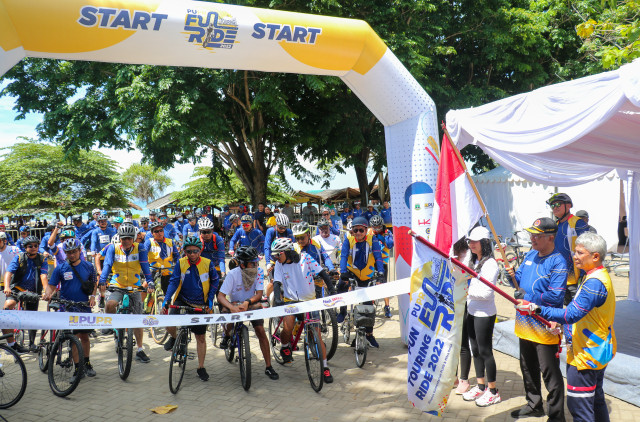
[354, 329, 367, 368]
[304, 326, 324, 393]
[239, 325, 251, 391]
[150, 296, 168, 345]
[0, 344, 27, 409]
[269, 317, 284, 365]
[210, 323, 220, 348]
[320, 309, 338, 361]
[117, 328, 134, 380]
[506, 252, 517, 268]
[48, 334, 84, 397]
[341, 313, 351, 345]
[38, 330, 53, 373]
[225, 330, 236, 363]
[169, 330, 188, 394]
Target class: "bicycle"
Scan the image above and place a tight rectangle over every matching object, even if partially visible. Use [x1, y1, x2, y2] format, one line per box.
[0, 333, 27, 409]
[46, 298, 87, 397]
[222, 315, 252, 391]
[109, 286, 136, 380]
[146, 270, 168, 345]
[168, 304, 202, 394]
[339, 277, 378, 368]
[315, 275, 339, 361]
[269, 308, 325, 392]
[12, 291, 40, 349]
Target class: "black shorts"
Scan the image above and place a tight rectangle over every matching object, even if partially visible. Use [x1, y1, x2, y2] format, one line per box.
[169, 299, 207, 335]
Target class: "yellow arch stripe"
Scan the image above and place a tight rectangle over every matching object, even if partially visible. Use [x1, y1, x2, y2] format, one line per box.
[0, 0, 21, 51]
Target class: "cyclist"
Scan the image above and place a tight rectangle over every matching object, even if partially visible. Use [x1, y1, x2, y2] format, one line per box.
[15, 226, 30, 252]
[224, 214, 240, 248]
[363, 202, 378, 222]
[182, 214, 199, 238]
[338, 216, 384, 348]
[340, 205, 353, 226]
[71, 215, 89, 240]
[198, 218, 226, 278]
[217, 246, 279, 380]
[264, 214, 294, 261]
[113, 216, 124, 232]
[328, 207, 343, 233]
[90, 212, 117, 256]
[144, 222, 178, 294]
[51, 229, 87, 265]
[99, 225, 154, 363]
[271, 237, 334, 383]
[149, 210, 158, 223]
[43, 238, 97, 382]
[229, 215, 265, 256]
[315, 209, 340, 236]
[313, 219, 341, 266]
[173, 212, 186, 234]
[2, 235, 48, 353]
[158, 211, 176, 239]
[124, 210, 139, 228]
[0, 232, 21, 304]
[369, 215, 394, 318]
[139, 217, 150, 236]
[163, 236, 219, 381]
[86, 208, 102, 230]
[291, 222, 337, 299]
[0, 224, 15, 246]
[380, 201, 392, 231]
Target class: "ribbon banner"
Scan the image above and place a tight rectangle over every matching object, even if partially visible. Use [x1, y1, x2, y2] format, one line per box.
[407, 239, 468, 416]
[0, 279, 409, 330]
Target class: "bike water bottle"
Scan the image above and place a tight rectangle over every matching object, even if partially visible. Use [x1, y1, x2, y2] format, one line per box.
[292, 321, 301, 337]
[123, 294, 130, 308]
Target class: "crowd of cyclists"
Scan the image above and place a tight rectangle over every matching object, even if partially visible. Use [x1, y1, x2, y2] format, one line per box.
[0, 200, 395, 390]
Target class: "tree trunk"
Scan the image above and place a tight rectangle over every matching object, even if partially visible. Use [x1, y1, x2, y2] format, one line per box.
[354, 147, 370, 205]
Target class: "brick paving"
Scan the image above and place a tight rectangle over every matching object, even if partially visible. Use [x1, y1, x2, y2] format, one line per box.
[1, 266, 638, 421]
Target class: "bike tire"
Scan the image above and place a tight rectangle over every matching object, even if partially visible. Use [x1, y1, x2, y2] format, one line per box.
[37, 330, 52, 373]
[506, 252, 517, 267]
[0, 344, 27, 409]
[269, 317, 284, 365]
[321, 309, 339, 361]
[117, 328, 134, 380]
[48, 334, 84, 397]
[304, 326, 324, 393]
[14, 329, 24, 347]
[239, 325, 251, 391]
[225, 332, 236, 363]
[354, 329, 367, 368]
[151, 296, 168, 345]
[169, 330, 188, 394]
[341, 313, 351, 345]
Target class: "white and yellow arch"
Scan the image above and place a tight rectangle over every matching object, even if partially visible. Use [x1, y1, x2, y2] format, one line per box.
[0, 0, 437, 300]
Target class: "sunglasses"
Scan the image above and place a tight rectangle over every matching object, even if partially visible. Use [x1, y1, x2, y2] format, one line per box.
[352, 227, 366, 233]
[152, 229, 163, 234]
[549, 202, 564, 209]
[200, 230, 212, 234]
[294, 236, 306, 241]
[271, 253, 282, 260]
[322, 213, 330, 216]
[185, 249, 200, 255]
[25, 244, 38, 249]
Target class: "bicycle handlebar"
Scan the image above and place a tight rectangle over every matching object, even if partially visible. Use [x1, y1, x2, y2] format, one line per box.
[169, 304, 203, 313]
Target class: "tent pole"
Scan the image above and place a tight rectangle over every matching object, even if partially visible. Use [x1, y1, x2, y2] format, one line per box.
[441, 123, 521, 291]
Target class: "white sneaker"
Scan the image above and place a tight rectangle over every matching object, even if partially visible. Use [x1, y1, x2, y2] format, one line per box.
[462, 385, 485, 401]
[475, 389, 501, 407]
[455, 379, 470, 395]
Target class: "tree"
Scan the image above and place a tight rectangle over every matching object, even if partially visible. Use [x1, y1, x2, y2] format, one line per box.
[171, 167, 293, 207]
[122, 163, 172, 204]
[576, 0, 640, 70]
[0, 141, 130, 215]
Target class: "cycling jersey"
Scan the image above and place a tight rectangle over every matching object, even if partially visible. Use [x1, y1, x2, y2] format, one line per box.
[6, 253, 48, 292]
[219, 266, 265, 303]
[229, 228, 265, 252]
[164, 256, 218, 308]
[163, 223, 176, 239]
[380, 207, 392, 226]
[264, 227, 294, 258]
[182, 223, 199, 238]
[313, 234, 341, 265]
[144, 237, 178, 276]
[39, 232, 58, 255]
[340, 211, 352, 224]
[330, 216, 343, 233]
[555, 215, 588, 286]
[201, 234, 226, 273]
[295, 240, 334, 271]
[340, 233, 384, 282]
[15, 238, 27, 252]
[73, 223, 90, 240]
[52, 243, 87, 265]
[99, 243, 152, 288]
[273, 252, 322, 301]
[371, 231, 394, 265]
[1, 232, 15, 246]
[363, 210, 378, 221]
[50, 261, 95, 311]
[91, 227, 117, 253]
[173, 219, 186, 233]
[352, 207, 363, 218]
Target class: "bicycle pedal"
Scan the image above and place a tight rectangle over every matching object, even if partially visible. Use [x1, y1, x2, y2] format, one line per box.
[187, 352, 196, 360]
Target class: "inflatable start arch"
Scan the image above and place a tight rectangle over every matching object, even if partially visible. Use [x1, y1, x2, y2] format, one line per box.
[0, 0, 438, 337]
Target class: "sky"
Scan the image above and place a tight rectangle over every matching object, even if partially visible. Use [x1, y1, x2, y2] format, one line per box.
[0, 82, 358, 211]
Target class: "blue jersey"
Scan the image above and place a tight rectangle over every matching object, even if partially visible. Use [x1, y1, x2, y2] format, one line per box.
[363, 210, 378, 221]
[7, 254, 48, 292]
[3, 232, 15, 246]
[380, 207, 392, 225]
[74, 223, 90, 240]
[182, 223, 199, 238]
[264, 227, 295, 257]
[163, 223, 176, 239]
[555, 216, 588, 280]
[201, 234, 226, 273]
[91, 227, 117, 253]
[174, 219, 187, 233]
[39, 232, 58, 255]
[164, 259, 219, 309]
[352, 208, 363, 218]
[340, 212, 352, 224]
[339, 237, 384, 275]
[513, 249, 568, 308]
[298, 241, 334, 271]
[50, 261, 95, 311]
[229, 228, 265, 252]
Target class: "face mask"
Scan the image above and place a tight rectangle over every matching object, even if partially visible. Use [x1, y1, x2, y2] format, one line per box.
[241, 267, 258, 290]
[178, 217, 184, 221]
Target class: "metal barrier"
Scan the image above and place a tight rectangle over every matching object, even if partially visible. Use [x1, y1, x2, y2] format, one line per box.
[5, 227, 48, 242]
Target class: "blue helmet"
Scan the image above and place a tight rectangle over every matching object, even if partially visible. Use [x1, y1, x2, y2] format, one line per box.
[62, 238, 81, 252]
[19, 226, 30, 233]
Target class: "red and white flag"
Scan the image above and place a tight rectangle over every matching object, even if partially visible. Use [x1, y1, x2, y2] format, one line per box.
[428, 134, 484, 252]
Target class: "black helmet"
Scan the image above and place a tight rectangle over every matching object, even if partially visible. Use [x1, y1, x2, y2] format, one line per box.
[124, 210, 132, 217]
[140, 216, 149, 223]
[23, 235, 39, 246]
[546, 193, 572, 206]
[235, 246, 259, 264]
[150, 221, 163, 231]
[72, 214, 82, 222]
[317, 218, 331, 227]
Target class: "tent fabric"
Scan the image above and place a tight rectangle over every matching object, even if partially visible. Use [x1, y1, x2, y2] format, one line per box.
[446, 59, 640, 301]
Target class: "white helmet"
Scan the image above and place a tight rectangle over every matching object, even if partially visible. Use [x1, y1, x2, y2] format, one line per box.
[275, 213, 289, 227]
[271, 237, 294, 253]
[199, 218, 215, 230]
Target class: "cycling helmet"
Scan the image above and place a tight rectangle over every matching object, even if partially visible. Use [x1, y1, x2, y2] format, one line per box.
[271, 237, 294, 253]
[140, 216, 149, 223]
[317, 218, 330, 227]
[98, 212, 108, 221]
[0, 232, 7, 240]
[113, 216, 124, 224]
[149, 221, 163, 231]
[235, 246, 259, 263]
[72, 215, 82, 222]
[123, 219, 134, 225]
[158, 211, 167, 218]
[124, 210, 132, 217]
[23, 235, 39, 246]
[546, 193, 572, 206]
[352, 216, 369, 228]
[149, 210, 157, 216]
[275, 213, 289, 227]
[60, 229, 76, 239]
[240, 214, 253, 224]
[111, 234, 120, 244]
[118, 224, 137, 239]
[195, 211, 202, 218]
[183, 236, 202, 249]
[198, 218, 215, 230]
[188, 214, 197, 221]
[291, 222, 310, 236]
[19, 225, 30, 233]
[92, 208, 101, 215]
[369, 215, 384, 227]
[62, 238, 81, 252]
[228, 214, 239, 224]
[223, 205, 230, 211]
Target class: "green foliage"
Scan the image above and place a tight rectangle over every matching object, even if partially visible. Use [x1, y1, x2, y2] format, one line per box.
[171, 167, 293, 207]
[122, 163, 172, 204]
[576, 0, 640, 69]
[0, 141, 130, 215]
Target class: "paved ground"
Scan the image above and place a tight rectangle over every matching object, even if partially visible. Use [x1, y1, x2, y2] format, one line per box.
[2, 289, 638, 422]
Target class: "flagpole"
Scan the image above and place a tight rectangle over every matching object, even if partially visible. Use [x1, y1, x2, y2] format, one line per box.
[409, 230, 551, 327]
[440, 123, 521, 291]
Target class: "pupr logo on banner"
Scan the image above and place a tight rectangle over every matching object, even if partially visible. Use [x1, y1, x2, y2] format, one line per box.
[184, 10, 238, 49]
[69, 315, 113, 327]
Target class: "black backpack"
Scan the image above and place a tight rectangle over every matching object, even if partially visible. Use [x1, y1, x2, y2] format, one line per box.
[11, 252, 46, 294]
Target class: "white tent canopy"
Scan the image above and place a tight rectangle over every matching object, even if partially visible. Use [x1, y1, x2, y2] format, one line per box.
[446, 59, 640, 301]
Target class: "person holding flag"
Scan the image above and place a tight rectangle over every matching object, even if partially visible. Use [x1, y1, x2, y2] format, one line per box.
[507, 217, 568, 421]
